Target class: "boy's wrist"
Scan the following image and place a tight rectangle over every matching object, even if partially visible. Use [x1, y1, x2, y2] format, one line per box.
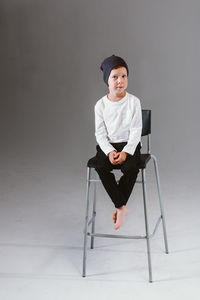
[108, 150, 117, 156]
[122, 151, 127, 156]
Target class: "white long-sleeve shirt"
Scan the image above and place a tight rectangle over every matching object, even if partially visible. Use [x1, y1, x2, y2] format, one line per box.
[94, 92, 142, 156]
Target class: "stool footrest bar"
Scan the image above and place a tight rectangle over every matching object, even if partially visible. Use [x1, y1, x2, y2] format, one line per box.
[87, 232, 146, 239]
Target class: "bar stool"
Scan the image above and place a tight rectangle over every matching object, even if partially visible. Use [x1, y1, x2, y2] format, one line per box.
[82, 110, 169, 282]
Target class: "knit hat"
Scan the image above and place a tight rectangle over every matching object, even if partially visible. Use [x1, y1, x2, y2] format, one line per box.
[100, 54, 129, 85]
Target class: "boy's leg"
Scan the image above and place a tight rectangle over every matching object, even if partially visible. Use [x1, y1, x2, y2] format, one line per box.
[118, 143, 141, 205]
[95, 145, 126, 209]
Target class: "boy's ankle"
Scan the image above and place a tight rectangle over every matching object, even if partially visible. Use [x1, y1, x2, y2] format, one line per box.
[116, 205, 128, 211]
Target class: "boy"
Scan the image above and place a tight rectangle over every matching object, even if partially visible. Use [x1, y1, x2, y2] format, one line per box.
[94, 54, 142, 230]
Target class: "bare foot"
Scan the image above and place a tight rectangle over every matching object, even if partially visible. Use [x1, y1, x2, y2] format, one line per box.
[114, 205, 128, 230]
[112, 209, 117, 224]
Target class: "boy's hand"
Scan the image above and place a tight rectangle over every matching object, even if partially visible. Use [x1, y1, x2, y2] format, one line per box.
[108, 151, 119, 165]
[114, 151, 127, 164]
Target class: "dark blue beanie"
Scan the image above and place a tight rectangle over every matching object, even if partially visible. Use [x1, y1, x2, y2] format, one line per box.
[100, 54, 129, 86]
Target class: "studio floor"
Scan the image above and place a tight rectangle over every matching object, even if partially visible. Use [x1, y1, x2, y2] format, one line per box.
[0, 154, 200, 300]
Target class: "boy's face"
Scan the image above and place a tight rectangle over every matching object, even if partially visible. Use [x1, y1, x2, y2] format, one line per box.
[107, 66, 128, 97]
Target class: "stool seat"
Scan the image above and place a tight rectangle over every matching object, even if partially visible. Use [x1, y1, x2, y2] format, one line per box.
[87, 153, 151, 169]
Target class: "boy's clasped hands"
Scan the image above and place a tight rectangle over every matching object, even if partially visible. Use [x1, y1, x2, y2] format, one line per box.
[108, 150, 127, 165]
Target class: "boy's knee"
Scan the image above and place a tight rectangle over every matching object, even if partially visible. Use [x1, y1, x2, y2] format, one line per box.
[121, 164, 139, 175]
[95, 166, 110, 174]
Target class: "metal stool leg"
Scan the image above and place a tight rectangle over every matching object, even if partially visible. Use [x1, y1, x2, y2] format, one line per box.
[90, 171, 98, 249]
[82, 167, 91, 277]
[142, 169, 153, 283]
[151, 155, 169, 254]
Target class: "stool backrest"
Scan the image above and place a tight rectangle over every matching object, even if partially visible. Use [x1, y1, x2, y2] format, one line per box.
[142, 110, 151, 136]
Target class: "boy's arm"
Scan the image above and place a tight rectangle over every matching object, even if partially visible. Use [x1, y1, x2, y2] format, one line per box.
[122, 98, 142, 155]
[95, 103, 116, 156]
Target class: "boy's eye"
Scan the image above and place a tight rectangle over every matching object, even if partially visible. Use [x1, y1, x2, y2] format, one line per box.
[122, 75, 127, 78]
[113, 76, 117, 79]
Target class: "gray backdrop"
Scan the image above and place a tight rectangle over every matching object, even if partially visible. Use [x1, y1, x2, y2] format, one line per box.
[1, 0, 200, 188]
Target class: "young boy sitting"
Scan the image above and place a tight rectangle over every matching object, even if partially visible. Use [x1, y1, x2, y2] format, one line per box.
[94, 54, 142, 230]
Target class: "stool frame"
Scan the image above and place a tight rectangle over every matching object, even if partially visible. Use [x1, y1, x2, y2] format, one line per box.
[82, 110, 169, 282]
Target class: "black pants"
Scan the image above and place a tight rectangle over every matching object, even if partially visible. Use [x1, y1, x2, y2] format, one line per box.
[95, 142, 141, 208]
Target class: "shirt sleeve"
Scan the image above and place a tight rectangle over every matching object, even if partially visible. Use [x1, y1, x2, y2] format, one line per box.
[122, 97, 142, 155]
[94, 101, 116, 156]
